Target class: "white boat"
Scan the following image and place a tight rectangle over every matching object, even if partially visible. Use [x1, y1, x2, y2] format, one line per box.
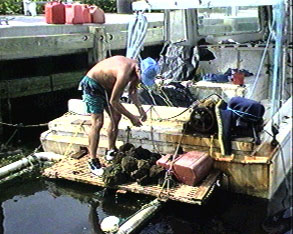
[41, 0, 292, 200]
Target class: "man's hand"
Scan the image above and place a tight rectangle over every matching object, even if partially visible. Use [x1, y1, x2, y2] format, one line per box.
[130, 116, 143, 127]
[139, 107, 147, 122]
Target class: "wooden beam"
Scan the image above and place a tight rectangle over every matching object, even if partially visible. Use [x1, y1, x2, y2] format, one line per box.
[51, 71, 85, 91]
[47, 112, 255, 153]
[96, 27, 107, 62]
[103, 21, 163, 33]
[0, 71, 86, 99]
[105, 27, 164, 50]
[0, 34, 94, 60]
[0, 76, 51, 98]
[88, 26, 107, 63]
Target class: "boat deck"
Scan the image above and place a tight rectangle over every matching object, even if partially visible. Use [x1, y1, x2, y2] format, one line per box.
[42, 154, 221, 205]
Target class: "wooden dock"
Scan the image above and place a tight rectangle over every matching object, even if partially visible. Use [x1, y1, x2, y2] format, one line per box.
[0, 14, 164, 98]
[43, 154, 221, 205]
[0, 14, 164, 136]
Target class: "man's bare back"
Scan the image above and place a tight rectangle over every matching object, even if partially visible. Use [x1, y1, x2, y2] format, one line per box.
[86, 56, 139, 92]
[84, 55, 145, 126]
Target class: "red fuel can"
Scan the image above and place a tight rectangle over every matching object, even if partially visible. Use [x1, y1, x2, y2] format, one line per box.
[232, 72, 245, 85]
[156, 151, 213, 186]
[81, 4, 92, 23]
[45, 1, 65, 24]
[89, 6, 105, 24]
[65, 3, 83, 24]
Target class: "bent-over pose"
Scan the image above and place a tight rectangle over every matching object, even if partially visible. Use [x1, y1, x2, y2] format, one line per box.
[79, 56, 147, 176]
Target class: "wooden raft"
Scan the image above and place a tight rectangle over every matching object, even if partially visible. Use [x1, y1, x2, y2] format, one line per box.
[42, 155, 221, 205]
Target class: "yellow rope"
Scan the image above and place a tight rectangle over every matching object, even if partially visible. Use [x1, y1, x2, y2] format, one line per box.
[149, 106, 160, 154]
[209, 134, 215, 157]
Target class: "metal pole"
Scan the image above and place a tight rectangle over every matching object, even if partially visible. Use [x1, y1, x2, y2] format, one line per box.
[270, 1, 285, 121]
[281, 0, 289, 102]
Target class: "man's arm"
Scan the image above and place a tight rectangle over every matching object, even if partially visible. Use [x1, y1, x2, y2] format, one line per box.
[128, 78, 147, 122]
[109, 67, 142, 127]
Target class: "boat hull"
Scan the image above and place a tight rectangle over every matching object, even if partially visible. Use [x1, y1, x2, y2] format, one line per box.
[41, 98, 292, 199]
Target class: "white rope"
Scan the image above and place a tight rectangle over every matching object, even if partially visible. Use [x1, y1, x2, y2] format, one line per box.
[248, 21, 275, 99]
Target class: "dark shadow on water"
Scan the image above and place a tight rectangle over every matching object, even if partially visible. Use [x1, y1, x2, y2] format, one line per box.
[0, 172, 292, 234]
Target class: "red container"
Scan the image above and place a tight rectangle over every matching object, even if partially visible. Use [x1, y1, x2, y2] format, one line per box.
[232, 72, 244, 85]
[45, 1, 65, 24]
[65, 3, 83, 24]
[81, 4, 92, 23]
[156, 151, 213, 186]
[89, 6, 105, 24]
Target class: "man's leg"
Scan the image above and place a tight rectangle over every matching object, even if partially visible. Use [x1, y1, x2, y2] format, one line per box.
[106, 108, 122, 151]
[88, 113, 104, 159]
[88, 113, 105, 176]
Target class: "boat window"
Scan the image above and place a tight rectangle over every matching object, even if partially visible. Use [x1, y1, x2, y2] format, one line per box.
[169, 10, 187, 43]
[197, 6, 260, 35]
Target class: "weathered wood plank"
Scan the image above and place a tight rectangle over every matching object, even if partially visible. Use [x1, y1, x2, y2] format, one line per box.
[0, 71, 86, 98]
[2, 49, 88, 61]
[51, 71, 86, 91]
[0, 76, 51, 98]
[0, 34, 94, 60]
[96, 27, 107, 62]
[214, 160, 269, 198]
[46, 111, 255, 153]
[102, 21, 163, 33]
[42, 153, 220, 205]
[106, 27, 164, 50]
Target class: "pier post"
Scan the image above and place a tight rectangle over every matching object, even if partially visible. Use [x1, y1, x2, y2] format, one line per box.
[88, 26, 107, 65]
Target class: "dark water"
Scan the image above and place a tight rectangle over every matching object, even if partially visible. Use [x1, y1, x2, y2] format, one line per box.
[0, 171, 292, 234]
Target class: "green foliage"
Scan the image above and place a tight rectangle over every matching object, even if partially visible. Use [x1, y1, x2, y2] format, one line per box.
[82, 0, 116, 13]
[0, 0, 23, 15]
[0, 0, 116, 15]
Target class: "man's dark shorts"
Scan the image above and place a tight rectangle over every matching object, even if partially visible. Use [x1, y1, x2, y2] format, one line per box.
[78, 76, 107, 114]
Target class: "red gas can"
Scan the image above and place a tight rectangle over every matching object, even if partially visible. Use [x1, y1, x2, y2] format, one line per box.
[81, 4, 91, 23]
[89, 6, 105, 24]
[65, 3, 83, 24]
[45, 1, 65, 24]
[232, 72, 245, 85]
[156, 151, 213, 186]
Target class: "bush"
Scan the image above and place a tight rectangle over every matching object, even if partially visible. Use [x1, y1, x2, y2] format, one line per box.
[0, 0, 23, 15]
[0, 0, 116, 15]
[83, 0, 116, 13]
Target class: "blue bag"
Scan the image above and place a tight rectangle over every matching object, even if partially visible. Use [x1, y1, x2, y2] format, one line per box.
[141, 57, 159, 87]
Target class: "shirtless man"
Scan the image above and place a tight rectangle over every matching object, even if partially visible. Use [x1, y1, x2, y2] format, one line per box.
[79, 56, 147, 176]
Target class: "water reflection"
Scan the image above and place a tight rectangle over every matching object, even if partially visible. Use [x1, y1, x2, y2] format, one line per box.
[46, 181, 104, 233]
[45, 180, 147, 233]
[0, 174, 291, 234]
[263, 170, 293, 234]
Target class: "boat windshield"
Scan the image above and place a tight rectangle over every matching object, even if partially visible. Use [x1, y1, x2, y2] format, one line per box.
[197, 6, 261, 35]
